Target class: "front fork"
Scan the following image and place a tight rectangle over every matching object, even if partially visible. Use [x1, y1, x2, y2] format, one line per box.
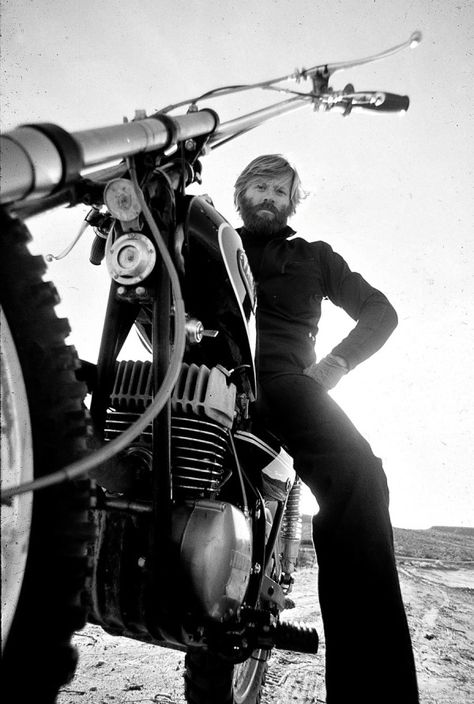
[88, 256, 176, 640]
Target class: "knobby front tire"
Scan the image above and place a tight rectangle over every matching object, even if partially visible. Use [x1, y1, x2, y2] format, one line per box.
[0, 208, 93, 703]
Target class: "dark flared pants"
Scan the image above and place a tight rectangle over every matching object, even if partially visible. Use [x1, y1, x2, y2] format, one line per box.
[259, 373, 419, 704]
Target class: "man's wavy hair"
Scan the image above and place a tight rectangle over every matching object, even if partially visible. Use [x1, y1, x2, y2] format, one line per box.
[234, 154, 305, 216]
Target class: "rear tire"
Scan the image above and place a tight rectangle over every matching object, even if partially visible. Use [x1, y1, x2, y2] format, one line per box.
[1, 209, 93, 703]
[184, 649, 269, 704]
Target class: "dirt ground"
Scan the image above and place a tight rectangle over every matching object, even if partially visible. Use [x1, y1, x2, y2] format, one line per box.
[57, 529, 474, 704]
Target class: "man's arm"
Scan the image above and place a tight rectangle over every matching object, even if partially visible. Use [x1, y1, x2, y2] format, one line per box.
[319, 242, 398, 371]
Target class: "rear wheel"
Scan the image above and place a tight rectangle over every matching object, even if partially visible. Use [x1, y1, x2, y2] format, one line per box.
[1, 209, 93, 702]
[184, 649, 269, 704]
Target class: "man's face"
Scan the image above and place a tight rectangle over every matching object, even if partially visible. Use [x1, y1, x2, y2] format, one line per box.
[239, 174, 292, 235]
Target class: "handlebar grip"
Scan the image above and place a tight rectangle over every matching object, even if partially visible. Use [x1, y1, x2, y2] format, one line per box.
[89, 234, 106, 266]
[360, 92, 410, 113]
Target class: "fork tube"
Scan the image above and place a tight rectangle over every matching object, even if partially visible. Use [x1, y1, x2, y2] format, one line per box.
[151, 267, 173, 507]
[90, 281, 139, 437]
[146, 237, 174, 637]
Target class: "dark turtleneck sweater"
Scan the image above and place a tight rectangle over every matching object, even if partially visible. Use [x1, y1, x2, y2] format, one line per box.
[239, 226, 398, 379]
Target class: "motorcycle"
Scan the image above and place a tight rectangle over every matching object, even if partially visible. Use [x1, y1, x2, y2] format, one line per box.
[1, 31, 421, 703]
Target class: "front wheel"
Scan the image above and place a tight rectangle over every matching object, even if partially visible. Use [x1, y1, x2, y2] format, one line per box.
[184, 649, 269, 704]
[1, 209, 93, 702]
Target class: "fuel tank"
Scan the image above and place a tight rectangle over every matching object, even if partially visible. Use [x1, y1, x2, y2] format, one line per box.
[182, 196, 256, 393]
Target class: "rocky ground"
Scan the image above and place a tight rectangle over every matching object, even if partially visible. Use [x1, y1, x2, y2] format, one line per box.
[57, 527, 474, 704]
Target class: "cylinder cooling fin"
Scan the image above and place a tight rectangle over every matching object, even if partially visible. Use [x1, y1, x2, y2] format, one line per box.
[104, 360, 237, 500]
[171, 415, 229, 499]
[172, 363, 236, 428]
[109, 359, 154, 412]
[108, 360, 236, 425]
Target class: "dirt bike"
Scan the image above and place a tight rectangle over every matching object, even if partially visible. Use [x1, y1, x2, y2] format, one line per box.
[1, 32, 421, 703]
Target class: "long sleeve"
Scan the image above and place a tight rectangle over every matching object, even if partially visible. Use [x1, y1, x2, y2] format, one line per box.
[318, 243, 398, 370]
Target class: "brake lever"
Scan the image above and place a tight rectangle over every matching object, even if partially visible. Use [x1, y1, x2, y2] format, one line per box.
[299, 30, 422, 88]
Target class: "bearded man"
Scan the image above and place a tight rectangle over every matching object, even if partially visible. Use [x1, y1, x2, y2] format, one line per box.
[234, 154, 419, 704]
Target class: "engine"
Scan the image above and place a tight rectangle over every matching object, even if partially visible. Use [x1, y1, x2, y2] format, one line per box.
[92, 360, 253, 635]
[104, 360, 236, 500]
[90, 359, 300, 642]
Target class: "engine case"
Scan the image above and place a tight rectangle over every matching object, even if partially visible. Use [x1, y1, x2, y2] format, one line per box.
[171, 499, 252, 623]
[88, 497, 252, 645]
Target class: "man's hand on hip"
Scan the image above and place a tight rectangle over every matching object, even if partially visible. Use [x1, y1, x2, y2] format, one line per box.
[304, 353, 348, 390]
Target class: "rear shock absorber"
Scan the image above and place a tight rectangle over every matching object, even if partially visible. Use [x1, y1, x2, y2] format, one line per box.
[280, 476, 303, 577]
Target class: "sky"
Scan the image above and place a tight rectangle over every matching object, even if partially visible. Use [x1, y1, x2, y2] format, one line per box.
[1, 0, 473, 529]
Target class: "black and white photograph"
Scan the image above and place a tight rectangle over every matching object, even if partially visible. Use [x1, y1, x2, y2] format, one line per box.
[1, 1, 473, 703]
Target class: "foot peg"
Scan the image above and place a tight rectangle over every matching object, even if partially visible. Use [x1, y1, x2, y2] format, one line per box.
[274, 621, 319, 653]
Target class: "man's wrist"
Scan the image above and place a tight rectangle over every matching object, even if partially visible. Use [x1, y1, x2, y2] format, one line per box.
[328, 353, 349, 372]
[304, 354, 348, 390]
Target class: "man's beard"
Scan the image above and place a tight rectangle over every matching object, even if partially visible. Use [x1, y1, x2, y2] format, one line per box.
[239, 196, 292, 237]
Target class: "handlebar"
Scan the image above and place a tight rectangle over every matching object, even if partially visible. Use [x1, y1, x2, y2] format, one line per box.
[0, 31, 421, 209]
[0, 110, 219, 205]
